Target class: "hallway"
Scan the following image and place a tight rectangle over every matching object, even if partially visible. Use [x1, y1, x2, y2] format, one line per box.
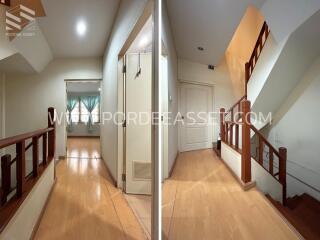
[162, 150, 300, 240]
[34, 138, 147, 240]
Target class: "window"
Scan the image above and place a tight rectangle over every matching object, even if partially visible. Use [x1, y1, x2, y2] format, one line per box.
[67, 97, 100, 124]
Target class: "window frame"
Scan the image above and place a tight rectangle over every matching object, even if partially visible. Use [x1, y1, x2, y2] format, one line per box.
[68, 97, 100, 124]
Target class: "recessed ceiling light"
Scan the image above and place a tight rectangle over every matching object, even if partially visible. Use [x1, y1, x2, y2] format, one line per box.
[76, 20, 87, 37]
[98, 88, 101, 92]
[198, 46, 204, 51]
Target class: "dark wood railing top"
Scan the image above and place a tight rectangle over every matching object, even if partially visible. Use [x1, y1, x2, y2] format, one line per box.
[225, 95, 246, 114]
[0, 128, 54, 149]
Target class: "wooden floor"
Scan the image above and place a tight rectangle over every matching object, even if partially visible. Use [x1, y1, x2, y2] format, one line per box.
[34, 137, 147, 240]
[162, 149, 300, 240]
[125, 194, 152, 239]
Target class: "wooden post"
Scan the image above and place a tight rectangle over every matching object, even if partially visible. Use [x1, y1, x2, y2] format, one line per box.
[42, 133, 47, 165]
[1, 154, 11, 205]
[269, 148, 274, 175]
[279, 147, 287, 205]
[241, 100, 251, 183]
[235, 124, 239, 149]
[16, 141, 26, 198]
[259, 137, 263, 165]
[32, 136, 39, 177]
[48, 108, 56, 160]
[230, 110, 234, 146]
[220, 108, 225, 142]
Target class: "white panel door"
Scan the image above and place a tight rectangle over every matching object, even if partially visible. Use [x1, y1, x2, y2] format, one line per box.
[125, 53, 152, 195]
[179, 83, 213, 152]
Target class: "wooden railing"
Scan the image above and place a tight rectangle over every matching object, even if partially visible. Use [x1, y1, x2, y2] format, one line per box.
[220, 100, 287, 204]
[250, 125, 287, 204]
[0, 108, 56, 232]
[245, 21, 270, 96]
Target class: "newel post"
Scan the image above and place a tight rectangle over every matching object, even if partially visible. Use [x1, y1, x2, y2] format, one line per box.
[279, 147, 287, 205]
[48, 108, 56, 160]
[220, 108, 225, 142]
[241, 100, 251, 183]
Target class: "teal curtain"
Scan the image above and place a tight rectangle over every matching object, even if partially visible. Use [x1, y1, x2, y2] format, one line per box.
[81, 96, 100, 131]
[66, 96, 78, 132]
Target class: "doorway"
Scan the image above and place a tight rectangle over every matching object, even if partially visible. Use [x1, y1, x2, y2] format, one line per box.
[119, 16, 153, 195]
[65, 80, 102, 158]
[179, 83, 214, 152]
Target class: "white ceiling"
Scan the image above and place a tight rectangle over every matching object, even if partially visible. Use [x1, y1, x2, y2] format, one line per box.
[128, 16, 153, 54]
[166, 0, 266, 66]
[38, 0, 120, 58]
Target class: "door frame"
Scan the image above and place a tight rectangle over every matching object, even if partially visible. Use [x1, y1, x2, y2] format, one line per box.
[178, 81, 215, 152]
[160, 43, 169, 180]
[64, 79, 102, 157]
[117, 1, 153, 189]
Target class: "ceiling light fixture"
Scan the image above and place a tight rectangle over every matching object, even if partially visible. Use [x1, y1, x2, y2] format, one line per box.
[76, 20, 87, 37]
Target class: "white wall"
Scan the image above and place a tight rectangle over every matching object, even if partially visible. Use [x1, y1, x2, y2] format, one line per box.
[0, 160, 54, 240]
[247, 33, 288, 107]
[162, 0, 178, 175]
[178, 58, 237, 142]
[222, 142, 283, 203]
[221, 142, 241, 179]
[264, 56, 320, 200]
[261, 0, 320, 43]
[67, 124, 100, 137]
[101, 0, 148, 180]
[5, 58, 102, 158]
[0, 73, 4, 139]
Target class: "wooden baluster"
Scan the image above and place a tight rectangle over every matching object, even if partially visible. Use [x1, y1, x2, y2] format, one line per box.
[225, 123, 228, 144]
[230, 109, 234, 146]
[48, 107, 56, 160]
[235, 124, 239, 149]
[32, 136, 39, 177]
[241, 100, 251, 183]
[279, 147, 287, 205]
[225, 123, 228, 143]
[259, 137, 263, 165]
[1, 155, 11, 206]
[245, 62, 249, 98]
[220, 108, 225, 142]
[269, 148, 273, 175]
[16, 141, 26, 198]
[43, 133, 47, 165]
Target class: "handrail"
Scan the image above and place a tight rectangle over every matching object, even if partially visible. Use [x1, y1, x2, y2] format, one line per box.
[0, 128, 54, 149]
[245, 21, 270, 96]
[221, 99, 287, 205]
[225, 95, 246, 115]
[250, 125, 281, 160]
[0, 107, 56, 233]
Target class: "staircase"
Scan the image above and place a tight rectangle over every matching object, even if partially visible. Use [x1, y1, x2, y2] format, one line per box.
[267, 194, 320, 240]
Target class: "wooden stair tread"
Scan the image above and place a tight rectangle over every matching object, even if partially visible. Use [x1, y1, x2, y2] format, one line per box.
[266, 194, 320, 240]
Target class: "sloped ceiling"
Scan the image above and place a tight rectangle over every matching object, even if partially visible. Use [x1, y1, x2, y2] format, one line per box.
[166, 0, 266, 66]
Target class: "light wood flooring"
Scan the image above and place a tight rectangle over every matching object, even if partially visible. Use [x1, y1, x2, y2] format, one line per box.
[162, 149, 301, 240]
[33, 137, 147, 240]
